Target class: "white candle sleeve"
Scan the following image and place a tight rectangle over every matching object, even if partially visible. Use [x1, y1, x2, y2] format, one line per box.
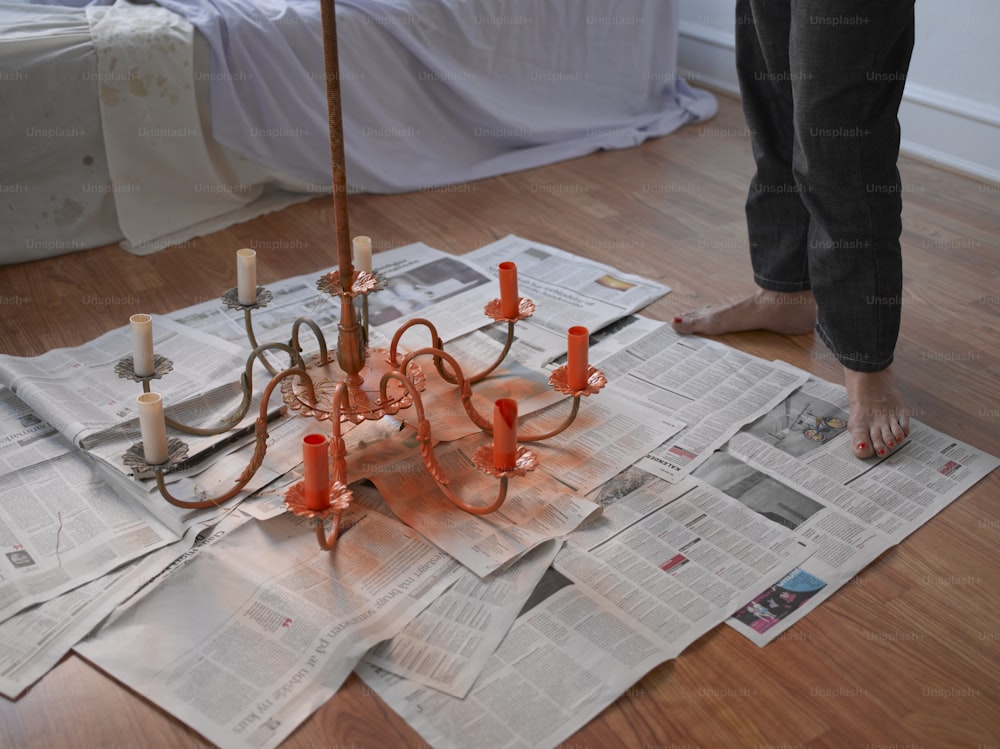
[236, 248, 257, 305]
[137, 392, 169, 465]
[353, 235, 373, 274]
[129, 313, 155, 377]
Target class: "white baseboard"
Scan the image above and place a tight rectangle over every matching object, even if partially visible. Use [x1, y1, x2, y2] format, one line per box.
[677, 20, 1000, 185]
[677, 20, 739, 96]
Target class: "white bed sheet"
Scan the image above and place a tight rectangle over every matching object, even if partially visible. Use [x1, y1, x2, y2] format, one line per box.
[0, 0, 716, 265]
[1, 1, 315, 264]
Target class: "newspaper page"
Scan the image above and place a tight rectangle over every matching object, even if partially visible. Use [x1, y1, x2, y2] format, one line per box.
[542, 313, 664, 371]
[463, 234, 671, 336]
[356, 479, 812, 749]
[355, 579, 672, 749]
[597, 323, 807, 480]
[0, 450, 180, 624]
[0, 515, 243, 699]
[531, 392, 685, 495]
[0, 316, 248, 446]
[365, 242, 496, 349]
[355, 434, 601, 577]
[364, 539, 562, 698]
[75, 507, 463, 749]
[85, 410, 309, 538]
[0, 386, 70, 476]
[169, 272, 342, 353]
[717, 376, 1000, 645]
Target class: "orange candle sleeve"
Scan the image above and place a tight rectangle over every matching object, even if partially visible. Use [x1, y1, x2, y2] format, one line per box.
[302, 433, 331, 510]
[498, 261, 519, 319]
[567, 326, 590, 390]
[493, 398, 518, 470]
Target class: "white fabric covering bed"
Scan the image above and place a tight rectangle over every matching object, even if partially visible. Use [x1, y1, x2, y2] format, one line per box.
[0, 0, 716, 264]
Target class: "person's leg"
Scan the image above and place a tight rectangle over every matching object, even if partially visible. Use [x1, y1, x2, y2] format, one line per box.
[674, 0, 816, 336]
[789, 0, 915, 456]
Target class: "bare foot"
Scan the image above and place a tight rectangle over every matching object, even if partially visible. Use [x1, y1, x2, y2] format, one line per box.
[844, 366, 910, 459]
[672, 289, 817, 336]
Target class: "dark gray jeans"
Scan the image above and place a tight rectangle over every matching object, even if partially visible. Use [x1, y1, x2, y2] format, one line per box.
[736, 0, 915, 372]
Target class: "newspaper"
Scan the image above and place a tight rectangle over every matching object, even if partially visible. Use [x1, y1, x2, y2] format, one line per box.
[716, 376, 1000, 645]
[463, 234, 671, 337]
[597, 323, 807, 480]
[364, 539, 562, 698]
[0, 386, 69, 476]
[87, 411, 309, 537]
[170, 272, 342, 353]
[531, 392, 685, 495]
[356, 477, 812, 749]
[0, 316, 248, 446]
[355, 433, 601, 577]
[0, 450, 179, 624]
[0, 516, 238, 699]
[75, 506, 463, 749]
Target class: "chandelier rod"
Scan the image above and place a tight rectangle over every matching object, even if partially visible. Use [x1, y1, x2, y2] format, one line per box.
[319, 0, 353, 292]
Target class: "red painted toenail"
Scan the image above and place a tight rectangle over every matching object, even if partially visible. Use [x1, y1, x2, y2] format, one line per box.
[673, 316, 682, 324]
[857, 442, 867, 449]
[878, 449, 885, 455]
[888, 441, 895, 447]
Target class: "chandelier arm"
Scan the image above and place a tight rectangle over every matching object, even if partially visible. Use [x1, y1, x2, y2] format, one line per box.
[378, 370, 510, 515]
[327, 380, 350, 483]
[437, 475, 510, 516]
[388, 318, 442, 367]
[465, 320, 515, 385]
[291, 316, 330, 365]
[316, 510, 347, 550]
[152, 367, 316, 510]
[378, 370, 451, 485]
[517, 395, 582, 442]
[163, 342, 305, 436]
[244, 307, 280, 377]
[398, 347, 491, 432]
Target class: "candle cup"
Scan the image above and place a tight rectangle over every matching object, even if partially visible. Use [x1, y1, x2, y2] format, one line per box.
[236, 248, 257, 305]
[130, 313, 155, 377]
[498, 261, 519, 319]
[493, 398, 518, 470]
[137, 392, 168, 465]
[567, 326, 590, 390]
[353, 235, 373, 274]
[302, 433, 331, 511]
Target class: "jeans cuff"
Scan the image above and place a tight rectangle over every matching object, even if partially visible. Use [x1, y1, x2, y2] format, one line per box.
[753, 274, 812, 293]
[816, 325, 894, 373]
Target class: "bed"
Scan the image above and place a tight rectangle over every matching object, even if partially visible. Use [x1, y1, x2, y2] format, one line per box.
[0, 0, 717, 264]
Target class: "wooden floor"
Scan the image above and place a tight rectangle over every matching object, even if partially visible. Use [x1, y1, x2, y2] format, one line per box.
[1, 93, 999, 749]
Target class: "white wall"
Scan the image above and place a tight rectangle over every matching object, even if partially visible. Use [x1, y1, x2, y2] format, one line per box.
[676, 0, 1000, 184]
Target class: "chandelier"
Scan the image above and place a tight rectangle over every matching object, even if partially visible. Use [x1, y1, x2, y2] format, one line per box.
[116, 1, 606, 552]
